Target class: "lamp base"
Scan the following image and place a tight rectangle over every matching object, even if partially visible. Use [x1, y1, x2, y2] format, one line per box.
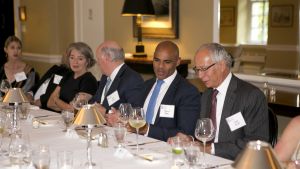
[134, 44, 147, 57]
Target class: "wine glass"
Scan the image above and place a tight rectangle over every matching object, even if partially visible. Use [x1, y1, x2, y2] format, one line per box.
[0, 79, 11, 96]
[32, 145, 51, 169]
[71, 93, 88, 111]
[61, 110, 74, 132]
[113, 122, 126, 148]
[128, 107, 146, 152]
[194, 118, 215, 167]
[118, 103, 132, 125]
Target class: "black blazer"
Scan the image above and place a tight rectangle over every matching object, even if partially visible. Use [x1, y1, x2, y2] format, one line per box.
[31, 65, 70, 110]
[90, 64, 144, 109]
[142, 73, 201, 141]
[200, 74, 269, 160]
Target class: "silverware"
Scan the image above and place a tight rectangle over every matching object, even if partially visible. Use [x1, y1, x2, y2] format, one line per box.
[132, 153, 153, 161]
[204, 163, 232, 169]
[34, 115, 50, 118]
[127, 140, 161, 146]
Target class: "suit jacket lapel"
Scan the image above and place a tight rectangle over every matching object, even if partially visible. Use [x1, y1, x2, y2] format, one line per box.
[102, 64, 126, 107]
[153, 74, 180, 124]
[218, 75, 237, 140]
[200, 89, 213, 118]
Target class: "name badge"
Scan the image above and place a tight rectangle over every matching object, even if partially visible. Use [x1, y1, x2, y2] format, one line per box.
[14, 72, 27, 82]
[159, 104, 175, 118]
[53, 74, 63, 84]
[226, 112, 246, 131]
[107, 90, 120, 106]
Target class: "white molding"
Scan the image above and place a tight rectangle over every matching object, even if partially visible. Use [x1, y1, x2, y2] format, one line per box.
[213, 0, 220, 43]
[263, 68, 298, 75]
[22, 52, 62, 63]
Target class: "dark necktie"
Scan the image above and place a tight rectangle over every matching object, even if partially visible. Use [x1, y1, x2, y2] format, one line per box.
[210, 89, 219, 128]
[146, 80, 164, 124]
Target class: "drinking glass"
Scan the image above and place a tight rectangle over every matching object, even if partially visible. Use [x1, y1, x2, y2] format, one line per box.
[113, 122, 126, 148]
[0, 117, 8, 156]
[183, 142, 201, 169]
[71, 93, 88, 111]
[128, 107, 146, 152]
[171, 136, 185, 166]
[194, 118, 215, 167]
[118, 103, 132, 125]
[61, 110, 74, 132]
[9, 133, 31, 166]
[57, 150, 73, 169]
[0, 79, 11, 93]
[19, 103, 29, 120]
[32, 145, 51, 169]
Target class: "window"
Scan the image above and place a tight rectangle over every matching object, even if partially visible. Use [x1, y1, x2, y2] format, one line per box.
[249, 0, 269, 44]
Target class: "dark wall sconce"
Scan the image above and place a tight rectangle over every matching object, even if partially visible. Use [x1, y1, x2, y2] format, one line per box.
[19, 6, 27, 21]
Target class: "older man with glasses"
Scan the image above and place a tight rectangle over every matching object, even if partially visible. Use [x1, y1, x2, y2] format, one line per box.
[174, 43, 269, 160]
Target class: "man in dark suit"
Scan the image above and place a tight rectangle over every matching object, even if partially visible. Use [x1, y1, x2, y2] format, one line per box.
[89, 41, 144, 114]
[137, 41, 201, 141]
[175, 43, 269, 160]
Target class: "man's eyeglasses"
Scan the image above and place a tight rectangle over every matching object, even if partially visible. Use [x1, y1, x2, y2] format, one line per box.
[193, 63, 216, 74]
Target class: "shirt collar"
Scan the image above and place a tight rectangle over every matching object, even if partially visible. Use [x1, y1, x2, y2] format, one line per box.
[216, 72, 232, 95]
[109, 63, 124, 82]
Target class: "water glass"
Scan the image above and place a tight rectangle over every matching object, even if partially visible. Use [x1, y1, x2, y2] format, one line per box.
[171, 136, 185, 166]
[9, 133, 31, 166]
[113, 123, 126, 148]
[184, 142, 201, 169]
[32, 145, 51, 169]
[71, 93, 88, 111]
[0, 79, 11, 93]
[57, 150, 73, 169]
[20, 103, 29, 120]
[61, 110, 74, 132]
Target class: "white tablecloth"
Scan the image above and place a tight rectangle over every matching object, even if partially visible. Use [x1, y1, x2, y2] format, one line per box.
[0, 108, 233, 169]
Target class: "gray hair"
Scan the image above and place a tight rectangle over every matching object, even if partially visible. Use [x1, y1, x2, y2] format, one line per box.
[196, 43, 233, 68]
[66, 42, 96, 68]
[101, 47, 124, 61]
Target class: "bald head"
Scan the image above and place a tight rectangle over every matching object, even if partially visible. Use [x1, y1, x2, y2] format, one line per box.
[96, 40, 124, 75]
[154, 41, 179, 59]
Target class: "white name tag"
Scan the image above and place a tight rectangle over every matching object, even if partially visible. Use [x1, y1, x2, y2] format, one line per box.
[14, 72, 27, 82]
[226, 112, 246, 131]
[53, 74, 63, 84]
[107, 90, 120, 106]
[159, 104, 175, 118]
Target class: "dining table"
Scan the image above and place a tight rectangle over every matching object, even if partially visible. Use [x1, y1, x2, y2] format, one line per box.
[0, 107, 233, 169]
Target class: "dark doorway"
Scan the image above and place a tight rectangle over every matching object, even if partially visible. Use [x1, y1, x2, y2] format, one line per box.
[0, 0, 15, 66]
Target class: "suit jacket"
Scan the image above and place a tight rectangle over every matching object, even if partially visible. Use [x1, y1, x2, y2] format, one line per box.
[90, 64, 144, 109]
[31, 65, 70, 110]
[143, 73, 201, 141]
[200, 74, 269, 160]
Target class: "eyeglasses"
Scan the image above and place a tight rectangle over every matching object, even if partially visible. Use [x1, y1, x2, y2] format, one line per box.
[193, 63, 216, 74]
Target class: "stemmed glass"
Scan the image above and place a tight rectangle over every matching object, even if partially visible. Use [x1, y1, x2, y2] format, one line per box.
[118, 103, 133, 125]
[194, 118, 215, 167]
[61, 110, 75, 132]
[0, 79, 11, 93]
[71, 93, 88, 111]
[129, 107, 146, 152]
[113, 122, 126, 148]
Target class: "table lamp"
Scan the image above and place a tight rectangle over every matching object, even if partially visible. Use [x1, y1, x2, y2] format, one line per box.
[232, 140, 283, 169]
[73, 104, 106, 168]
[122, 0, 155, 57]
[3, 88, 29, 133]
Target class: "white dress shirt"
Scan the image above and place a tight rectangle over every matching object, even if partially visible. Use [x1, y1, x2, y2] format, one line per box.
[100, 63, 124, 104]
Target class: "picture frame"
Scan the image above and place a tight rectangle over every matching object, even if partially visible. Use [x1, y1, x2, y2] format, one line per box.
[270, 5, 293, 27]
[220, 7, 235, 27]
[133, 0, 179, 39]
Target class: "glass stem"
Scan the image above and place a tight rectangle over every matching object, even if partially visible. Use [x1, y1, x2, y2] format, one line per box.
[87, 128, 93, 167]
[203, 141, 206, 157]
[136, 128, 139, 152]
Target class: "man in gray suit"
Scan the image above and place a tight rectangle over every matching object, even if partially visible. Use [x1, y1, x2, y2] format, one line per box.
[175, 43, 269, 160]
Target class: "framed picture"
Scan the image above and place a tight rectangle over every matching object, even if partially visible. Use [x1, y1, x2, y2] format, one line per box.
[271, 5, 293, 27]
[133, 0, 179, 39]
[220, 7, 235, 27]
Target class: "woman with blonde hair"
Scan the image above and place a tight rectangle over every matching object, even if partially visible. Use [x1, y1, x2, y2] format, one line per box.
[0, 35, 36, 93]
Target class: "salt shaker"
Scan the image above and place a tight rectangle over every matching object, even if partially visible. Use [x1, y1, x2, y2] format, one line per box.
[98, 131, 108, 148]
